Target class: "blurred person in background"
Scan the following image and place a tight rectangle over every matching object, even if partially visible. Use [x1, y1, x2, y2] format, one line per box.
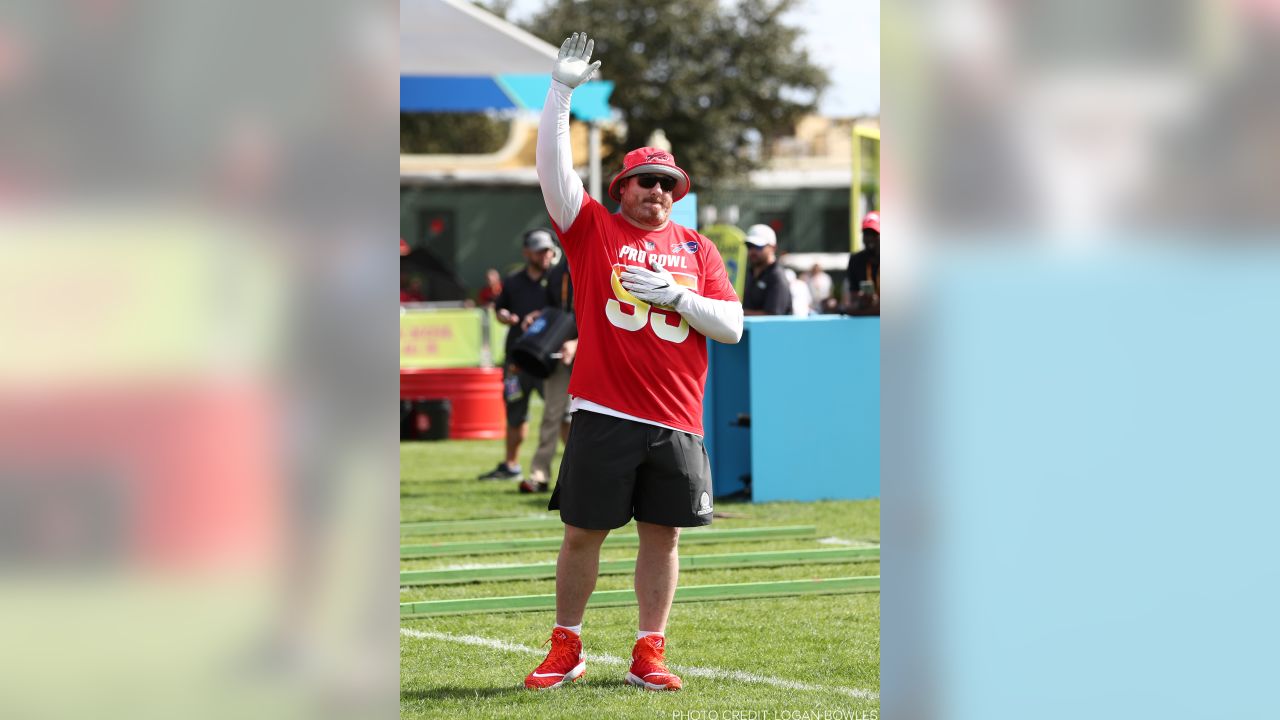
[525, 32, 743, 693]
[843, 211, 880, 315]
[518, 257, 577, 494]
[477, 229, 557, 482]
[807, 262, 833, 313]
[742, 224, 792, 316]
[399, 272, 425, 304]
[786, 267, 812, 317]
[475, 268, 503, 308]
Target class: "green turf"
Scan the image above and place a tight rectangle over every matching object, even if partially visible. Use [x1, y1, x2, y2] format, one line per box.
[401, 546, 879, 586]
[402, 525, 819, 559]
[401, 398, 880, 718]
[403, 575, 880, 616]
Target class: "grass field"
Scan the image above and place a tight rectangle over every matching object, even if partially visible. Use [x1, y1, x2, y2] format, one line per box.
[401, 399, 880, 719]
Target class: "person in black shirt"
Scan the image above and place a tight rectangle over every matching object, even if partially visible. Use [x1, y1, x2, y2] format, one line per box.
[843, 211, 880, 315]
[517, 257, 577, 493]
[479, 229, 558, 481]
[742, 224, 793, 316]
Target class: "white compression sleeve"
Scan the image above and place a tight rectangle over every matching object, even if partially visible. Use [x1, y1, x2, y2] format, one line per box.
[673, 291, 744, 345]
[536, 81, 585, 232]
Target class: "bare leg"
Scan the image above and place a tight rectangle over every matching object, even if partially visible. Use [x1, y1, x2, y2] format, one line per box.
[555, 524, 610, 626]
[504, 422, 526, 467]
[634, 522, 681, 632]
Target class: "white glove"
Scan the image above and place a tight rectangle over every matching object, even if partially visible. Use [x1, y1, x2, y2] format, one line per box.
[621, 260, 687, 309]
[553, 32, 602, 89]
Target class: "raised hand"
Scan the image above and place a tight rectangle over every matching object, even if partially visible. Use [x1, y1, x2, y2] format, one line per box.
[552, 31, 602, 89]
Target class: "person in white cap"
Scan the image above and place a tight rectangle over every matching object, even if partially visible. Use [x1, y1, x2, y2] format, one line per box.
[741, 224, 793, 316]
[523, 31, 744, 693]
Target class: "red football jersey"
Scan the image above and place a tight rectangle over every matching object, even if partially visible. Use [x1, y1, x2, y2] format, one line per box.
[552, 196, 739, 435]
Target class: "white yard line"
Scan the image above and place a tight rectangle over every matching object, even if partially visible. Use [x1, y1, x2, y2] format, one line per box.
[400, 627, 879, 701]
[816, 537, 880, 549]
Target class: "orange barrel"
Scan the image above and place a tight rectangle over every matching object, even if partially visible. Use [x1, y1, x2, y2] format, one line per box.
[400, 368, 505, 440]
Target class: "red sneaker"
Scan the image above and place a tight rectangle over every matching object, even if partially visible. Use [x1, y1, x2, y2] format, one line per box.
[625, 635, 682, 691]
[524, 627, 585, 690]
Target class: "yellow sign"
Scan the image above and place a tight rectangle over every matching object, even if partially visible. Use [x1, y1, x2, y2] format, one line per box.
[852, 124, 880, 251]
[400, 308, 487, 369]
[490, 312, 509, 365]
[701, 224, 748, 300]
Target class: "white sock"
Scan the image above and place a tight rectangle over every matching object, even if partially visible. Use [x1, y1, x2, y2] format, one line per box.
[636, 630, 663, 640]
[555, 623, 582, 636]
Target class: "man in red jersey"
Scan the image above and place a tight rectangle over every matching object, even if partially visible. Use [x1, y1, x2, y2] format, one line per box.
[522, 32, 744, 692]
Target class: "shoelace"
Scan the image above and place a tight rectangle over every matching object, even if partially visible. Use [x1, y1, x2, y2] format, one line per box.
[636, 642, 671, 674]
[537, 634, 578, 671]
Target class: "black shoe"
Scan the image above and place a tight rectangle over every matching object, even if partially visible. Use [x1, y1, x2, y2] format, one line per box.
[478, 463, 522, 481]
[518, 479, 549, 493]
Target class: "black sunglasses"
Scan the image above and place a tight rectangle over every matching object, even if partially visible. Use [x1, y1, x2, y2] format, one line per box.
[633, 174, 677, 193]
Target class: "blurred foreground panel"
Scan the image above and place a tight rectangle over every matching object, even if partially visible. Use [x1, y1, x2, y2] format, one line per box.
[884, 1, 1280, 718]
[0, 0, 398, 717]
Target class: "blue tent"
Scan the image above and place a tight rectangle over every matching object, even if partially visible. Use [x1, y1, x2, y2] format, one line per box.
[401, 0, 613, 121]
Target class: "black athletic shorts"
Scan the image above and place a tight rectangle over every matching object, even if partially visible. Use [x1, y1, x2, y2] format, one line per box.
[502, 365, 543, 428]
[549, 410, 715, 529]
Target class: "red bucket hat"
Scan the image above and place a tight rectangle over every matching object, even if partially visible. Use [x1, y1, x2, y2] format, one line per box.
[607, 147, 692, 202]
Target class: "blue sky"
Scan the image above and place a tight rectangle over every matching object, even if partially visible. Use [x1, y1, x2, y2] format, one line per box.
[503, 0, 880, 117]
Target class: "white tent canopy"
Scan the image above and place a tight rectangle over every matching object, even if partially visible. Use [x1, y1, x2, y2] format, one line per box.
[400, 0, 557, 77]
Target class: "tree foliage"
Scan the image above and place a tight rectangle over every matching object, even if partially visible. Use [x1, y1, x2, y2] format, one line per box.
[471, 0, 514, 20]
[400, 112, 511, 155]
[522, 0, 829, 190]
